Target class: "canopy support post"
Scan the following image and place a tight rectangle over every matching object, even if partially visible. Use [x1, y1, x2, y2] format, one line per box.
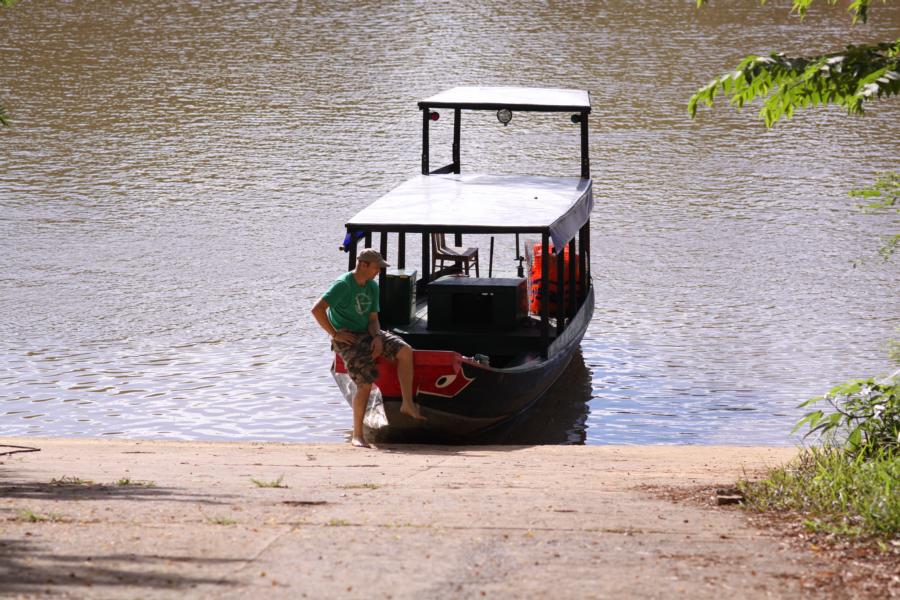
[556, 249, 565, 336]
[578, 222, 589, 300]
[451, 109, 463, 246]
[580, 110, 590, 179]
[421, 109, 430, 175]
[398, 233, 406, 270]
[347, 229, 358, 271]
[422, 232, 430, 282]
[540, 233, 550, 359]
[379, 231, 388, 285]
[453, 108, 461, 173]
[377, 231, 388, 319]
[568, 238, 577, 319]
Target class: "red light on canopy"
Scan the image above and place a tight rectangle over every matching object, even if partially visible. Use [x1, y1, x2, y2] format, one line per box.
[429, 111, 440, 121]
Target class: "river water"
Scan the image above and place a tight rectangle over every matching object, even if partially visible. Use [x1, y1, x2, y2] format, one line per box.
[1, 1, 897, 445]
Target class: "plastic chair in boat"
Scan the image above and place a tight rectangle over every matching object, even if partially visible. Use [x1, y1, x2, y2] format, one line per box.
[431, 233, 480, 276]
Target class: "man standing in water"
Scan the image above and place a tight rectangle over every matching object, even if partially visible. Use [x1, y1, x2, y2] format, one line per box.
[311, 249, 425, 447]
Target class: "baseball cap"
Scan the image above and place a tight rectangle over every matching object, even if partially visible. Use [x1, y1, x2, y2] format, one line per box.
[357, 248, 389, 268]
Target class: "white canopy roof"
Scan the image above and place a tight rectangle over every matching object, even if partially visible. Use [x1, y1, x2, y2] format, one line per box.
[419, 86, 591, 112]
[346, 174, 593, 248]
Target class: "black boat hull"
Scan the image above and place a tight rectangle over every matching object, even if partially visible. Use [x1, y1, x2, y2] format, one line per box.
[333, 286, 594, 439]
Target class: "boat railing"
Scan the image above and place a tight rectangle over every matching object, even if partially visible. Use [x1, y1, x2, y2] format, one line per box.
[345, 226, 590, 360]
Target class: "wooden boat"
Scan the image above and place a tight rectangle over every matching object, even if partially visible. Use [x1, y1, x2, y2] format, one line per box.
[332, 86, 594, 439]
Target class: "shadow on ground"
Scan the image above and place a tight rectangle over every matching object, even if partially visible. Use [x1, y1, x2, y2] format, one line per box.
[0, 538, 238, 595]
[0, 480, 234, 505]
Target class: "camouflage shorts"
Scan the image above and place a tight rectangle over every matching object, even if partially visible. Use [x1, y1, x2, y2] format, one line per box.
[332, 330, 410, 386]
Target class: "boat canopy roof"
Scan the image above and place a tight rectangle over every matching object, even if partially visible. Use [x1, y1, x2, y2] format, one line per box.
[419, 86, 591, 113]
[346, 174, 593, 248]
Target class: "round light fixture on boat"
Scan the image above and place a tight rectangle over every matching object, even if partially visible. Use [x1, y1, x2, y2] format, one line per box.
[429, 111, 440, 121]
[570, 113, 582, 124]
[496, 108, 512, 126]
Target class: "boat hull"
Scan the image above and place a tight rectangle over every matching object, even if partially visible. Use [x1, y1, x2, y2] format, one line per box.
[332, 286, 594, 439]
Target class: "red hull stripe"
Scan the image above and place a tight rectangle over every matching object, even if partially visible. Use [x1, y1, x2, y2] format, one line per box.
[334, 350, 475, 398]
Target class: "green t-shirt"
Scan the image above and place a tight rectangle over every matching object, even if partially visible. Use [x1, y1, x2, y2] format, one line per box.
[323, 271, 380, 333]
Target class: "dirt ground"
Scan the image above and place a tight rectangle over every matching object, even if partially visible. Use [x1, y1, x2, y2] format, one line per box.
[645, 483, 900, 599]
[0, 438, 873, 599]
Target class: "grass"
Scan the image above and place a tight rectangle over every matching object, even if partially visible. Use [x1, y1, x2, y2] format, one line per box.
[115, 477, 155, 487]
[48, 475, 155, 488]
[325, 519, 351, 527]
[207, 517, 238, 525]
[49, 476, 93, 486]
[16, 509, 64, 523]
[738, 446, 899, 539]
[337, 483, 380, 490]
[251, 475, 288, 488]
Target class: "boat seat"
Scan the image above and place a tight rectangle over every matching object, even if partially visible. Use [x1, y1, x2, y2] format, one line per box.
[431, 233, 479, 277]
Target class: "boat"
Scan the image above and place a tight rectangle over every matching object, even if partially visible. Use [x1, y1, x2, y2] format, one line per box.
[331, 86, 595, 440]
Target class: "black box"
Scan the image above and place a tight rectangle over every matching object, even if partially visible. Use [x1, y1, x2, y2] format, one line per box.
[427, 276, 527, 331]
[380, 269, 417, 327]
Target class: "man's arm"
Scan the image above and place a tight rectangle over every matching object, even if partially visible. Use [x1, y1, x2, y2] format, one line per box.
[367, 312, 382, 339]
[368, 312, 384, 357]
[311, 298, 356, 344]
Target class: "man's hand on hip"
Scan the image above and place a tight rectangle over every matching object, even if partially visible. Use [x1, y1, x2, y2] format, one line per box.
[370, 334, 384, 359]
[333, 329, 358, 345]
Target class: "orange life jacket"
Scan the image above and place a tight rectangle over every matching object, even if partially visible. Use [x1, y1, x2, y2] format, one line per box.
[529, 243, 581, 315]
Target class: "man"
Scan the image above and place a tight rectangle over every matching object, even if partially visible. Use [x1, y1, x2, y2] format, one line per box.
[311, 248, 425, 447]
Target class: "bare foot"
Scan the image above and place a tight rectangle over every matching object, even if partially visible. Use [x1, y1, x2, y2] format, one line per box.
[351, 437, 370, 448]
[400, 402, 426, 421]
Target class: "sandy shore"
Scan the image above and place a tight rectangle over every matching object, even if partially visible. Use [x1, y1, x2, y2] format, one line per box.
[0, 438, 814, 599]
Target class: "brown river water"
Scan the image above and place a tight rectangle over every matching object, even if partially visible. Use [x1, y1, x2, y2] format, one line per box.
[1, 1, 898, 444]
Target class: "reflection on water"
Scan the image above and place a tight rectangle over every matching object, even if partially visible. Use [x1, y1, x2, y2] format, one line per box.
[479, 351, 592, 445]
[372, 351, 593, 446]
[1, 1, 898, 445]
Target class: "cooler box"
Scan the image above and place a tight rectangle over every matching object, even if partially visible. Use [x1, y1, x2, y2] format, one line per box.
[380, 269, 417, 327]
[427, 276, 527, 331]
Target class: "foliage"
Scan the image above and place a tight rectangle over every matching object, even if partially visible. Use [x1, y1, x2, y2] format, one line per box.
[691, 0, 899, 126]
[738, 446, 900, 538]
[697, 0, 882, 25]
[115, 477, 155, 487]
[890, 336, 900, 364]
[15, 509, 64, 523]
[793, 371, 900, 458]
[49, 476, 94, 486]
[853, 171, 900, 210]
[689, 41, 900, 126]
[695, 0, 900, 546]
[325, 518, 351, 526]
[250, 475, 288, 488]
[789, 0, 878, 24]
[850, 171, 900, 259]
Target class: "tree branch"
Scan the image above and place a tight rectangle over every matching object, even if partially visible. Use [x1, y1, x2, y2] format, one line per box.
[689, 40, 900, 126]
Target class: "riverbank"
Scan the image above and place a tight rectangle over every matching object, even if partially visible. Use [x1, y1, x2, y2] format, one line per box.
[0, 438, 826, 598]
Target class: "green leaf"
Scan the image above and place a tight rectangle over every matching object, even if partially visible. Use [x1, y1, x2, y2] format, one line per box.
[799, 395, 824, 408]
[793, 409, 825, 433]
[848, 426, 863, 450]
[688, 38, 900, 126]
